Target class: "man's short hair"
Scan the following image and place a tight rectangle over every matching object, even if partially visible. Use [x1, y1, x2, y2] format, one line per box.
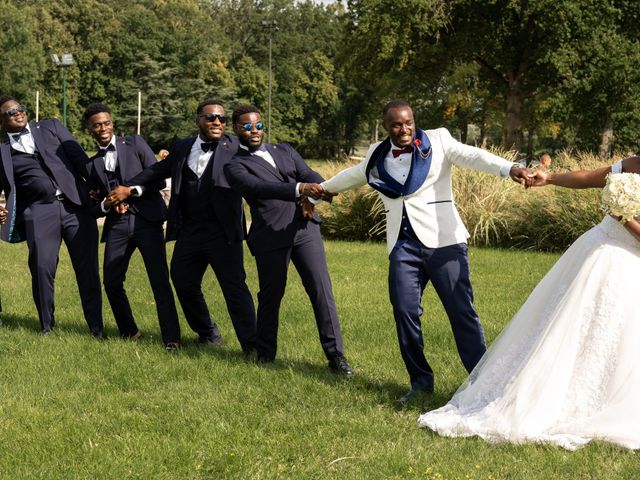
[0, 95, 18, 109]
[232, 104, 261, 125]
[382, 99, 412, 118]
[196, 98, 225, 115]
[83, 103, 111, 125]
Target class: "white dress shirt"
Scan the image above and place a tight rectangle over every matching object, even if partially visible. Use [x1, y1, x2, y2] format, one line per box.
[8, 124, 36, 154]
[187, 136, 215, 178]
[100, 135, 118, 172]
[10, 124, 64, 199]
[97, 135, 142, 212]
[385, 142, 413, 185]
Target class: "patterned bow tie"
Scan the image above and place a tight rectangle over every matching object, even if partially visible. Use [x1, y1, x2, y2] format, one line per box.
[392, 146, 413, 158]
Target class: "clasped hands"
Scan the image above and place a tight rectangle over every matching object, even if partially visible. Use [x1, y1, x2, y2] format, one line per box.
[509, 165, 550, 188]
[297, 183, 337, 219]
[90, 186, 132, 215]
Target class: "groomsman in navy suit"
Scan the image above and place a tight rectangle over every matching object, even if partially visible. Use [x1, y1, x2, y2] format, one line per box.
[83, 103, 181, 349]
[0, 96, 103, 337]
[107, 99, 256, 353]
[223, 104, 353, 374]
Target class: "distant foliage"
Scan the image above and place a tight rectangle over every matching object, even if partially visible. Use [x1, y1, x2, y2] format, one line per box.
[317, 151, 615, 251]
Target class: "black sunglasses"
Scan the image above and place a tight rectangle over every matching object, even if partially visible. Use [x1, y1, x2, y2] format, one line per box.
[3, 104, 26, 117]
[198, 113, 226, 123]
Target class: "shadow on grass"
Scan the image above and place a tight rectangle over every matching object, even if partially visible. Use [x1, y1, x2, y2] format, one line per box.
[174, 339, 455, 411]
[1, 313, 455, 412]
[0, 311, 123, 338]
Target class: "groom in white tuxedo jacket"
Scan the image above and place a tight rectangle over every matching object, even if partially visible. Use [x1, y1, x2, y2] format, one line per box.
[316, 100, 532, 403]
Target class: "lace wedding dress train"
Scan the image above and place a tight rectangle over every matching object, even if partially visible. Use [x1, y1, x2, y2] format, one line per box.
[419, 196, 640, 450]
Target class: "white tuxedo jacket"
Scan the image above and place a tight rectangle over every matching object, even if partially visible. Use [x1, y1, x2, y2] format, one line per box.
[322, 128, 515, 253]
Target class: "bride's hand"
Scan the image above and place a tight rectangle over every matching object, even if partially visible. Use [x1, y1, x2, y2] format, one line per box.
[528, 170, 551, 187]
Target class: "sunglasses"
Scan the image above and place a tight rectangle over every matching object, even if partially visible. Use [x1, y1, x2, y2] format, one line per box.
[237, 122, 264, 132]
[198, 113, 226, 123]
[3, 104, 26, 117]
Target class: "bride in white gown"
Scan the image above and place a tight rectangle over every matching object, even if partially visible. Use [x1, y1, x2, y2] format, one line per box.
[418, 157, 640, 450]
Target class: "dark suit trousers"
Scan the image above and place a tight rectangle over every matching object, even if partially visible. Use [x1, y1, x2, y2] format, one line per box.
[388, 238, 486, 390]
[22, 200, 103, 335]
[103, 214, 181, 344]
[170, 220, 256, 351]
[254, 222, 344, 361]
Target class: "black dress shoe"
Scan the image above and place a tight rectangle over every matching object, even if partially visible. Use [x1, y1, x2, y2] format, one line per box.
[122, 330, 142, 341]
[257, 356, 275, 364]
[198, 334, 223, 346]
[395, 386, 433, 406]
[328, 355, 354, 375]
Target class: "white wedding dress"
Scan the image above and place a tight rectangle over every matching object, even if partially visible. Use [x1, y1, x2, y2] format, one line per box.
[419, 162, 640, 450]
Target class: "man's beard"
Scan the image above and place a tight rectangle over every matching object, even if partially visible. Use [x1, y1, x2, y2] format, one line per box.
[246, 141, 262, 152]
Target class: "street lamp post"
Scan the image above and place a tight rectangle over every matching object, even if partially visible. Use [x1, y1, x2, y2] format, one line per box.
[51, 53, 75, 127]
[260, 20, 278, 144]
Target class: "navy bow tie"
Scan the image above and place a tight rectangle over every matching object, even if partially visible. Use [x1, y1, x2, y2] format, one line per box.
[391, 146, 412, 158]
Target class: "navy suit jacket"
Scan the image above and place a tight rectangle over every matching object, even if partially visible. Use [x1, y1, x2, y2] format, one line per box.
[89, 135, 167, 242]
[224, 143, 323, 255]
[127, 134, 244, 243]
[0, 118, 93, 243]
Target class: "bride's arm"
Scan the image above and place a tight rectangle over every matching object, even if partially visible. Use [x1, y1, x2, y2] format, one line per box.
[530, 165, 611, 188]
[530, 156, 640, 188]
[623, 219, 640, 243]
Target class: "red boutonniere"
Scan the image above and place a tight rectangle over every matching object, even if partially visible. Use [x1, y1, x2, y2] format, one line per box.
[413, 139, 422, 148]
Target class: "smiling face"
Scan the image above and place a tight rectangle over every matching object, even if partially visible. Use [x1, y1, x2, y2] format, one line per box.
[233, 112, 264, 152]
[382, 106, 415, 147]
[0, 99, 28, 133]
[196, 103, 226, 141]
[86, 111, 114, 147]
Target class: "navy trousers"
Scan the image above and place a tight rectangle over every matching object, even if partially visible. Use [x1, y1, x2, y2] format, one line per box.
[103, 213, 181, 344]
[22, 200, 103, 336]
[388, 237, 486, 390]
[253, 222, 344, 362]
[170, 220, 257, 352]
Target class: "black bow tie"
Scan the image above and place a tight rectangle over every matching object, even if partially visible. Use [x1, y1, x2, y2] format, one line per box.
[201, 141, 218, 152]
[11, 128, 29, 138]
[97, 144, 116, 156]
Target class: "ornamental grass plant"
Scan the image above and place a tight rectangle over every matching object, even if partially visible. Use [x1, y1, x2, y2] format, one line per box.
[315, 150, 618, 251]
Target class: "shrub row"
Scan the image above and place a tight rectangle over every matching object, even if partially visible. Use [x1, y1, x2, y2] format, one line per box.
[317, 151, 616, 251]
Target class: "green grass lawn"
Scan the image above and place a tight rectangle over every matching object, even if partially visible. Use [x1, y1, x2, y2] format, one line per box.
[0, 239, 637, 479]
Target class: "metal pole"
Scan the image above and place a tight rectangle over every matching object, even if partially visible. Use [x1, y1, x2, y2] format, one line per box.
[35, 90, 39, 122]
[137, 91, 142, 135]
[62, 67, 68, 128]
[267, 31, 272, 144]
